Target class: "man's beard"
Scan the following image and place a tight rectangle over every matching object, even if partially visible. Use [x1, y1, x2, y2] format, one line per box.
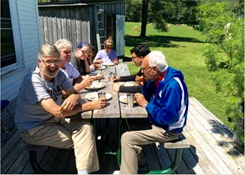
[43, 67, 59, 78]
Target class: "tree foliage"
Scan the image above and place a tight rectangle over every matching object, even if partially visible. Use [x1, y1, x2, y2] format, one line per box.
[197, 0, 244, 146]
[125, 0, 200, 36]
[125, 0, 142, 22]
[125, 0, 200, 24]
[149, 0, 199, 25]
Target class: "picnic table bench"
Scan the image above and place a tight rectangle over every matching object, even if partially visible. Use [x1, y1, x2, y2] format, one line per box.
[148, 135, 190, 174]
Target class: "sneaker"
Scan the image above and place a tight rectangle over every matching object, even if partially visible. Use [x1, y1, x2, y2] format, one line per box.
[113, 170, 120, 174]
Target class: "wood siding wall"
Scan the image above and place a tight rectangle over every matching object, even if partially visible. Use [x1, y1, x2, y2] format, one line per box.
[39, 6, 92, 50]
[38, 2, 125, 52]
[1, 0, 41, 101]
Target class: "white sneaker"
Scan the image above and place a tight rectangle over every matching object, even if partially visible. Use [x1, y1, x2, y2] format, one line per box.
[113, 170, 120, 174]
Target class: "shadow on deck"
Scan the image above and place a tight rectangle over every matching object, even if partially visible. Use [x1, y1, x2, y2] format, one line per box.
[1, 97, 244, 174]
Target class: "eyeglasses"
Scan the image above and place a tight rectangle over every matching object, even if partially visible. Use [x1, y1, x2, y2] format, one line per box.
[80, 49, 90, 55]
[42, 60, 60, 66]
[141, 66, 152, 72]
[63, 51, 71, 55]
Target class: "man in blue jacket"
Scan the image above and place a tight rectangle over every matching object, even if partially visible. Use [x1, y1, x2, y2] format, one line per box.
[117, 51, 189, 174]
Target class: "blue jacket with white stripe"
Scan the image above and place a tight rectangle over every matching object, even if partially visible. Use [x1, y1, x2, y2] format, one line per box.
[142, 66, 189, 134]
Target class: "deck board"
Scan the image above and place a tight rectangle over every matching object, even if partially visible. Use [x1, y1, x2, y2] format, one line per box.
[188, 97, 244, 174]
[1, 97, 244, 174]
[144, 144, 162, 171]
[183, 126, 217, 174]
[154, 144, 172, 170]
[188, 110, 242, 174]
[186, 113, 233, 174]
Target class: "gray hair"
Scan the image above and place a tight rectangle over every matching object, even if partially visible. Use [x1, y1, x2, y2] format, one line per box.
[54, 39, 72, 51]
[38, 44, 60, 60]
[148, 51, 168, 72]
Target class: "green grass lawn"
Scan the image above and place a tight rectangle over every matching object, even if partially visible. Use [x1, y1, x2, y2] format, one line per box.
[124, 22, 232, 130]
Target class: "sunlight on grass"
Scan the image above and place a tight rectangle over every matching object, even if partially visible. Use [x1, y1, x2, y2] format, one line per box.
[125, 22, 231, 129]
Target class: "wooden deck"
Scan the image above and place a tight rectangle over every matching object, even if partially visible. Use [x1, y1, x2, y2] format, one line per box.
[1, 97, 244, 174]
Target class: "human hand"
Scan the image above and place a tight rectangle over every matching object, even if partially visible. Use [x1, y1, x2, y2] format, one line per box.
[113, 76, 120, 82]
[90, 98, 106, 109]
[134, 93, 148, 108]
[61, 94, 80, 111]
[93, 59, 103, 64]
[113, 59, 118, 65]
[81, 75, 93, 87]
[96, 72, 103, 80]
[135, 76, 144, 86]
[80, 56, 86, 60]
[93, 63, 100, 70]
[113, 82, 120, 92]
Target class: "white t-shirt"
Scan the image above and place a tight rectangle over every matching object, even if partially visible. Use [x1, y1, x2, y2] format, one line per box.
[61, 62, 80, 84]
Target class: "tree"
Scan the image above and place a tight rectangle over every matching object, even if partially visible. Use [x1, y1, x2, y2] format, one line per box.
[197, 0, 244, 147]
[140, 0, 149, 37]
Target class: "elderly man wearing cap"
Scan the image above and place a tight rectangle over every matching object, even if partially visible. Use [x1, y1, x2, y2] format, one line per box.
[114, 51, 189, 174]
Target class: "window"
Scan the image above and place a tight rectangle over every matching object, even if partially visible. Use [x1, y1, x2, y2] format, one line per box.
[1, 0, 16, 68]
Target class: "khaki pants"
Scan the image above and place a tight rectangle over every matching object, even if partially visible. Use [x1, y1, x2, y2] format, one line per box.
[21, 118, 99, 173]
[120, 125, 181, 174]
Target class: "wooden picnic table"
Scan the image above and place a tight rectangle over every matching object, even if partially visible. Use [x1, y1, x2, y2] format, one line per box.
[79, 63, 148, 119]
[79, 63, 148, 165]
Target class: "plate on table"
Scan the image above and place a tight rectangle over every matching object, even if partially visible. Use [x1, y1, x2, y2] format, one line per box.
[85, 92, 112, 101]
[98, 65, 106, 70]
[119, 95, 137, 104]
[85, 82, 105, 90]
[120, 82, 136, 87]
[102, 62, 115, 66]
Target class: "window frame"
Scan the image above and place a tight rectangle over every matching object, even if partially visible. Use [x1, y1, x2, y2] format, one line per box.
[1, 0, 24, 75]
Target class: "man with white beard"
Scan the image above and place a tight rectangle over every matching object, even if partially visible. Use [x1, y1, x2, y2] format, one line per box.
[15, 44, 106, 174]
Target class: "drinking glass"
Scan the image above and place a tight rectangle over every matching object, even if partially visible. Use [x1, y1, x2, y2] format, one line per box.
[98, 92, 106, 99]
[103, 68, 109, 80]
[119, 59, 123, 65]
[98, 92, 107, 112]
[127, 93, 134, 108]
[109, 72, 115, 83]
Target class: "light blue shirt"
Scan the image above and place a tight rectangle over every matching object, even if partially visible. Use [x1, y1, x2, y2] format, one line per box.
[95, 49, 117, 63]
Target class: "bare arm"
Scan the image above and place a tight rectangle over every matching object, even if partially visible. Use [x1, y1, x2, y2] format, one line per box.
[40, 97, 106, 118]
[84, 58, 91, 73]
[93, 58, 103, 64]
[39, 98, 80, 118]
[73, 75, 93, 92]
[113, 57, 118, 65]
